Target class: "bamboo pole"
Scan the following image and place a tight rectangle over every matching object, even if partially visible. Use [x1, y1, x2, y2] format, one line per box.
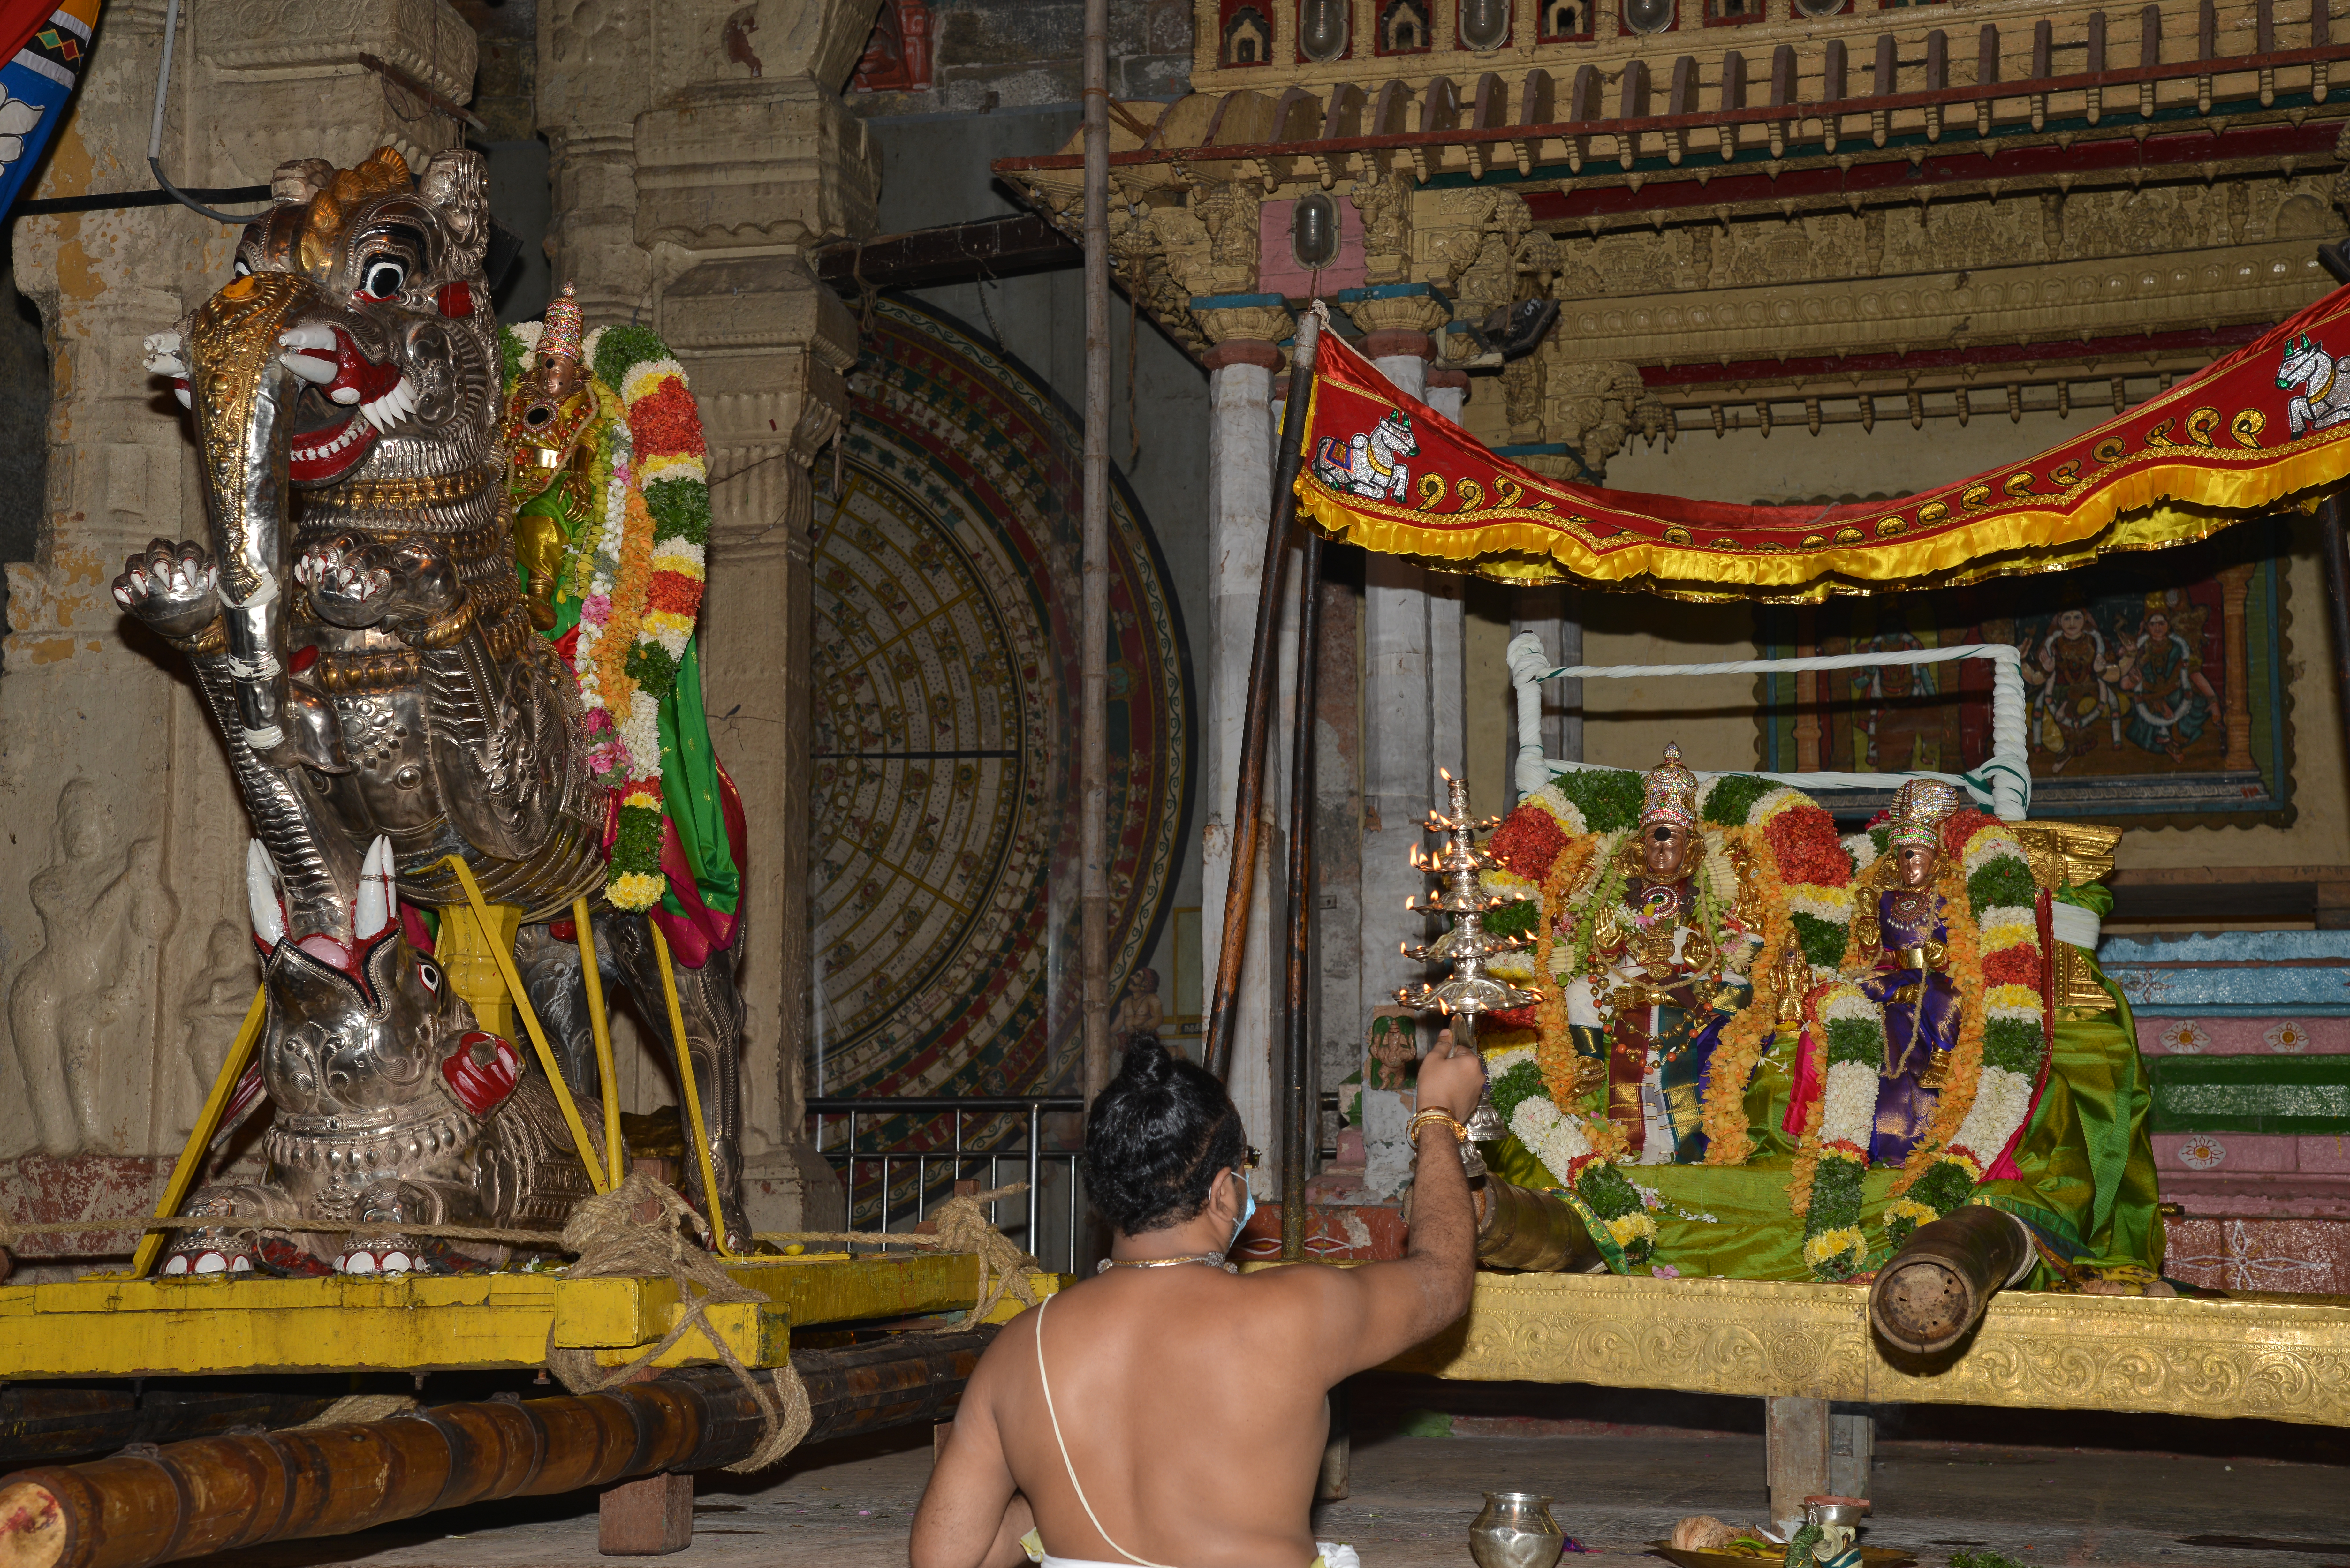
[651, 922, 737, 1257]
[1205, 309, 1323, 1083]
[2321, 494, 2350, 785]
[444, 857, 610, 1195]
[573, 898, 624, 1190]
[1279, 530, 1323, 1261]
[1080, 0, 1112, 1104]
[0, 1332, 996, 1568]
[127, 986, 265, 1279]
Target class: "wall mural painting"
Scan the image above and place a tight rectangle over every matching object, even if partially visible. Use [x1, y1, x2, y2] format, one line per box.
[1757, 527, 2292, 827]
[810, 298, 1192, 1209]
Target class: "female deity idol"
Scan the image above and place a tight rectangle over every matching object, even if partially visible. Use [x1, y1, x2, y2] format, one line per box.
[1568, 744, 1761, 1164]
[2119, 596, 2217, 762]
[1853, 778, 1965, 1165]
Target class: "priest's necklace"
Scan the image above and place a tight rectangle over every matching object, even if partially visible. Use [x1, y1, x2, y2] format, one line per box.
[1096, 1251, 1237, 1274]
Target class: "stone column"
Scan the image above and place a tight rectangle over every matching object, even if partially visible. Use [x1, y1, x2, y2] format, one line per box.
[1191, 298, 1293, 1195]
[1333, 288, 1463, 1197]
[1509, 586, 1583, 799]
[1, 4, 474, 1234]
[628, 0, 881, 1230]
[537, 0, 656, 325]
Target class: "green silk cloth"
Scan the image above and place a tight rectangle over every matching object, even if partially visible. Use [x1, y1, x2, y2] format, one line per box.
[1488, 928, 2163, 1284]
[517, 485, 741, 933]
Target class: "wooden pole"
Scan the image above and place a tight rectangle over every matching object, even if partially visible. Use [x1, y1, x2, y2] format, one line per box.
[128, 986, 265, 1279]
[0, 1331, 996, 1568]
[1279, 532, 1323, 1261]
[1205, 309, 1323, 1083]
[2321, 494, 2350, 783]
[1080, 0, 1112, 1104]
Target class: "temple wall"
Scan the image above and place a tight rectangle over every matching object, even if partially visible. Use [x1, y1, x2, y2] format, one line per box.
[852, 103, 1216, 1054]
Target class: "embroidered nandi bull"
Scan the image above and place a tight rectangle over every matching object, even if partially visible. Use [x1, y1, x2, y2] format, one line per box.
[114, 147, 752, 1272]
[2277, 332, 2350, 437]
[1314, 409, 1419, 500]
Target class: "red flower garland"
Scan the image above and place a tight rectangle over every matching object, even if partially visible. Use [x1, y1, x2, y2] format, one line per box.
[1488, 804, 1567, 883]
[1763, 802, 1849, 886]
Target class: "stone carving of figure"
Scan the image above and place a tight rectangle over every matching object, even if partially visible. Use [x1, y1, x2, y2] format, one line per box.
[1193, 180, 1261, 291]
[9, 780, 175, 1154]
[1853, 778, 1964, 1166]
[1113, 966, 1163, 1051]
[1349, 173, 1412, 283]
[1567, 743, 1759, 1164]
[176, 920, 260, 1134]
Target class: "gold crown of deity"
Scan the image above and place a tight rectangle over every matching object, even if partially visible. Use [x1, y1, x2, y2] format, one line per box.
[1638, 742, 1700, 833]
[1886, 777, 1964, 849]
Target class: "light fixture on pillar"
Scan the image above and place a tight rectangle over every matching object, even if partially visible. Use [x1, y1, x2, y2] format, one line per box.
[1622, 0, 1673, 33]
[1292, 191, 1340, 270]
[1460, 0, 1509, 50]
[1300, 0, 1349, 61]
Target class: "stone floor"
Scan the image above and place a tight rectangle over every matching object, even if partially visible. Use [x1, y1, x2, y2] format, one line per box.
[206, 1378, 2350, 1568]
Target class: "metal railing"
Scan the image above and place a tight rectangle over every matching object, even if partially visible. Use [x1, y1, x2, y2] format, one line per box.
[807, 1097, 1087, 1276]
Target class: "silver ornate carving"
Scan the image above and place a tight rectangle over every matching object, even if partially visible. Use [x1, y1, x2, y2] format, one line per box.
[113, 147, 750, 1269]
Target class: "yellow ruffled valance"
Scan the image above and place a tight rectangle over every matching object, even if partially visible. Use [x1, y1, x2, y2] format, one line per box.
[1296, 289, 2350, 601]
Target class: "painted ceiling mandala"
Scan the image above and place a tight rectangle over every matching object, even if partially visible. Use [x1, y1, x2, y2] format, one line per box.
[810, 296, 1192, 1104]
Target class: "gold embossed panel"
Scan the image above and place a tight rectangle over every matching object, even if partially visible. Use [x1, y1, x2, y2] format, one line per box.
[1388, 1272, 2350, 1427]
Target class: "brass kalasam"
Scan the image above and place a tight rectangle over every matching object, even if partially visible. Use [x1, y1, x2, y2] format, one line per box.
[1867, 1204, 2032, 1356]
[1474, 1177, 1599, 1274]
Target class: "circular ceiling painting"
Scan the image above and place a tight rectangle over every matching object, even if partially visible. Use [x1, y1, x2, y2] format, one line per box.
[810, 297, 1191, 1101]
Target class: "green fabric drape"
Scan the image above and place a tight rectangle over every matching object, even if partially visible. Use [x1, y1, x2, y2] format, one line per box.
[519, 486, 740, 924]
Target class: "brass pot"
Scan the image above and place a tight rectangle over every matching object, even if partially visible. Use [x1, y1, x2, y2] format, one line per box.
[1469, 1490, 1567, 1568]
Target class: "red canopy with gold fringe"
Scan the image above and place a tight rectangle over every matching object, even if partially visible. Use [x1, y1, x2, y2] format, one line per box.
[1294, 284, 2350, 602]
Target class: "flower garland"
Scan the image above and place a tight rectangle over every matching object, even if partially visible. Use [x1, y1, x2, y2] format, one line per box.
[1794, 978, 1885, 1279]
[500, 320, 713, 912]
[1782, 806, 2050, 1277]
[1696, 827, 1784, 1166]
[1490, 1044, 1656, 1263]
[1880, 810, 2048, 1244]
[1691, 781, 1852, 1169]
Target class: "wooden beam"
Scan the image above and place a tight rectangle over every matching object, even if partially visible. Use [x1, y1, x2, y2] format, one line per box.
[2106, 864, 2350, 924]
[812, 215, 1079, 293]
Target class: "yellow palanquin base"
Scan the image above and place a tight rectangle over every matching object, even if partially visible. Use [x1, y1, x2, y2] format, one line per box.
[0, 1253, 1058, 1380]
[1388, 1270, 2350, 1427]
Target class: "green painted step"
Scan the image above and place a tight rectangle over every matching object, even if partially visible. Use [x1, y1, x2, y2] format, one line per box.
[2147, 1054, 2350, 1135]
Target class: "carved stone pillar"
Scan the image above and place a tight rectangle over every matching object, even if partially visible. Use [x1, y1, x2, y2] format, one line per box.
[0, 4, 473, 1235]
[1191, 297, 1293, 1192]
[628, 0, 881, 1229]
[1336, 289, 1463, 1136]
[538, 0, 656, 324]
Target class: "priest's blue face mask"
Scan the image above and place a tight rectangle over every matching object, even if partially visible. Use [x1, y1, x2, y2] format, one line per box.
[1227, 1145, 1260, 1251]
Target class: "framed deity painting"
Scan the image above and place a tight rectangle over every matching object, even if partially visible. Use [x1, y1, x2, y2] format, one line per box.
[1756, 525, 2293, 827]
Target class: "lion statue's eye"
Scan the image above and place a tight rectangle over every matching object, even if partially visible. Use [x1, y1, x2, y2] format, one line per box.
[359, 259, 407, 300]
[416, 959, 441, 993]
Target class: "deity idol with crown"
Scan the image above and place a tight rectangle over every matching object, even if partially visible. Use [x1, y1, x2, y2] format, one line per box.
[1466, 739, 2161, 1335]
[1853, 778, 1966, 1164]
[1566, 743, 1762, 1165]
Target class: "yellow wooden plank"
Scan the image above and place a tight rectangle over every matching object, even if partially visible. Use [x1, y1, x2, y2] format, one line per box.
[1387, 1271, 2350, 1427]
[0, 1253, 1032, 1379]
